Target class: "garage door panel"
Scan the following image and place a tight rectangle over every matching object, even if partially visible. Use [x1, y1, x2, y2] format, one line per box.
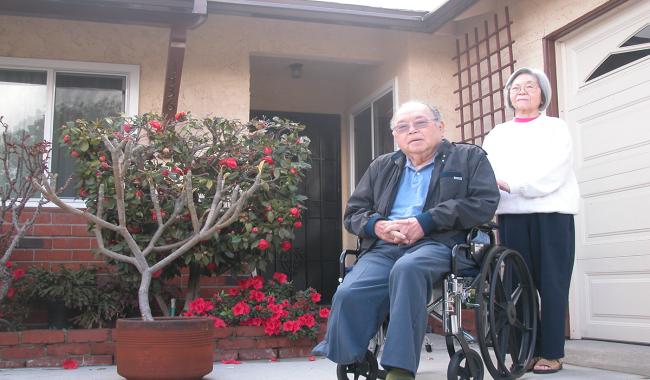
[577, 151, 650, 184]
[582, 186, 650, 238]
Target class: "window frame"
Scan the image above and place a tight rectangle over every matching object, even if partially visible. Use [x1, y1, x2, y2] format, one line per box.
[348, 78, 398, 194]
[0, 56, 140, 208]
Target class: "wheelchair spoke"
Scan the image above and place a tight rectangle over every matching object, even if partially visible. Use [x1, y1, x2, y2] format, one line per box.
[511, 285, 522, 305]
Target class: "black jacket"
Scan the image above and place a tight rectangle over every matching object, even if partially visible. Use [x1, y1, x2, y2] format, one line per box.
[344, 139, 499, 250]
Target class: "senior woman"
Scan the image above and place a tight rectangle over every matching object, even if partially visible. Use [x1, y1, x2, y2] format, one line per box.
[482, 67, 579, 374]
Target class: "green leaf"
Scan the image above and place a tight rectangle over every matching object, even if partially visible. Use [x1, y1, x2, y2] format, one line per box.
[79, 141, 90, 152]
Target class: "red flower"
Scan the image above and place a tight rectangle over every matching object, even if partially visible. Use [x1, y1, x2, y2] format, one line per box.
[70, 149, 79, 158]
[251, 227, 259, 233]
[263, 147, 273, 155]
[5, 261, 12, 268]
[151, 210, 167, 221]
[264, 317, 281, 336]
[206, 262, 217, 272]
[280, 241, 292, 252]
[62, 358, 78, 370]
[6, 288, 15, 298]
[175, 111, 186, 121]
[289, 208, 300, 217]
[148, 120, 162, 132]
[265, 205, 272, 211]
[262, 156, 274, 165]
[12, 268, 25, 280]
[79, 188, 88, 198]
[152, 270, 163, 279]
[188, 297, 214, 315]
[99, 155, 106, 162]
[282, 320, 301, 333]
[250, 276, 264, 290]
[290, 167, 297, 174]
[135, 190, 143, 199]
[219, 157, 238, 169]
[293, 221, 303, 229]
[161, 169, 170, 176]
[257, 239, 270, 251]
[308, 356, 316, 361]
[273, 272, 288, 285]
[122, 124, 132, 133]
[172, 166, 182, 175]
[277, 217, 284, 223]
[228, 287, 239, 297]
[63, 135, 71, 143]
[221, 358, 242, 365]
[95, 171, 102, 177]
[319, 308, 330, 319]
[310, 292, 321, 303]
[232, 301, 251, 316]
[249, 290, 266, 302]
[298, 313, 316, 328]
[211, 316, 227, 328]
[101, 162, 110, 170]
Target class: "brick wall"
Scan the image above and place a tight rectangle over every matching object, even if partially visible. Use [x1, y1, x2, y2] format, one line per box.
[0, 325, 326, 368]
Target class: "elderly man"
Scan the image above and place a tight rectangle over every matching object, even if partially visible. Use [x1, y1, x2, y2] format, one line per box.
[312, 101, 499, 380]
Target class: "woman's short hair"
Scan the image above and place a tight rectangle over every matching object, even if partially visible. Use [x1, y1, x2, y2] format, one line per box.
[504, 67, 552, 111]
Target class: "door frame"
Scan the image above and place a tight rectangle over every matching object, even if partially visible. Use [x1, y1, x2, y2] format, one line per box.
[348, 78, 398, 194]
[542, 0, 632, 339]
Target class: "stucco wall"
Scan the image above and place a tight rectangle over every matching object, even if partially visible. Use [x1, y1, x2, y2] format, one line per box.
[0, 15, 168, 114]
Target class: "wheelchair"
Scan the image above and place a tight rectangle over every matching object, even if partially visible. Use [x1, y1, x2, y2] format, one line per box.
[335, 223, 538, 380]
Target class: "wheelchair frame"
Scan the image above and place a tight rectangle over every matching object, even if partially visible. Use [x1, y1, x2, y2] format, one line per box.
[335, 224, 538, 380]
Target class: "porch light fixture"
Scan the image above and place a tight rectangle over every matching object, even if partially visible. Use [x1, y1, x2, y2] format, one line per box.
[290, 63, 303, 79]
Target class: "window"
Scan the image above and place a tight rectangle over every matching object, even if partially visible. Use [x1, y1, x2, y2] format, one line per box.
[351, 88, 394, 186]
[0, 57, 139, 203]
[586, 24, 650, 82]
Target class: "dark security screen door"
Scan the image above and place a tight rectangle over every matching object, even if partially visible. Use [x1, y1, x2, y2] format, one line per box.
[250, 110, 341, 304]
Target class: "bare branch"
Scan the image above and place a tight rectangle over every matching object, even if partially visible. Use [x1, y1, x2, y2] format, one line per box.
[184, 172, 200, 234]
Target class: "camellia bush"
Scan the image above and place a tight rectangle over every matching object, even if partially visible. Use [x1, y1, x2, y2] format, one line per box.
[34, 112, 310, 320]
[184, 272, 330, 340]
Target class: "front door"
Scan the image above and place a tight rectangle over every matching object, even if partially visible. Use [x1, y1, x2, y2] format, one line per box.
[557, 0, 650, 342]
[251, 110, 342, 304]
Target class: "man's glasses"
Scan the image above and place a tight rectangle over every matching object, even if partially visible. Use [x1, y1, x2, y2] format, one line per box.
[392, 119, 434, 134]
[509, 82, 539, 94]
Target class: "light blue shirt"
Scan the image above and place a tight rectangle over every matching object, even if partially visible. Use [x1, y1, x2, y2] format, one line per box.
[387, 158, 434, 220]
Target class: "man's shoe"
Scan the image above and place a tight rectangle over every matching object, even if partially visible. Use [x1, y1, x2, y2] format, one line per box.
[385, 368, 415, 380]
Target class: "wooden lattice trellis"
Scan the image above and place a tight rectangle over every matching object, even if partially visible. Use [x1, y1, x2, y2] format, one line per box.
[453, 7, 516, 145]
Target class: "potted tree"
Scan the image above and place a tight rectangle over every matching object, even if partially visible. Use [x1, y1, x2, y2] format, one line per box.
[33, 113, 310, 379]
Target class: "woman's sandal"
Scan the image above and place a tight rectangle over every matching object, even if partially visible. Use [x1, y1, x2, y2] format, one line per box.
[533, 358, 563, 374]
[510, 357, 538, 373]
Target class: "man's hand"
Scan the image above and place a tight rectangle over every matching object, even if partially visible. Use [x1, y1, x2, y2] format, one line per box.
[374, 220, 408, 244]
[497, 179, 511, 193]
[392, 218, 425, 245]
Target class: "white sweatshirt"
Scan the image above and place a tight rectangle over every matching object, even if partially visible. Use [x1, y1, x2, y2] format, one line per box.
[482, 115, 580, 215]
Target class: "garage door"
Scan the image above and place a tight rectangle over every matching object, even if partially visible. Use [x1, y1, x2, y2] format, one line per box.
[557, 0, 650, 343]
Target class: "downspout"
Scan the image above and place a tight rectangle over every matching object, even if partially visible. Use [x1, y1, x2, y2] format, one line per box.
[162, 0, 208, 120]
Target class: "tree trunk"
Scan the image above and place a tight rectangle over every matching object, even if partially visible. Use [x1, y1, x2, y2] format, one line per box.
[138, 273, 153, 321]
[183, 263, 201, 312]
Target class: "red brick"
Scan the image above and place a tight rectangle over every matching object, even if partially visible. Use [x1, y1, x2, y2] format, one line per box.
[89, 342, 115, 355]
[238, 348, 277, 360]
[52, 238, 91, 249]
[253, 336, 291, 349]
[215, 338, 256, 350]
[10, 250, 34, 261]
[278, 346, 314, 358]
[68, 329, 111, 343]
[70, 225, 93, 236]
[213, 350, 238, 361]
[0, 332, 19, 346]
[71, 251, 103, 262]
[26, 356, 66, 367]
[22, 330, 65, 344]
[234, 326, 265, 337]
[81, 354, 114, 366]
[0, 359, 26, 368]
[213, 327, 232, 339]
[32, 225, 71, 236]
[17, 211, 51, 224]
[52, 213, 87, 225]
[46, 343, 90, 356]
[34, 250, 72, 261]
[0, 346, 46, 359]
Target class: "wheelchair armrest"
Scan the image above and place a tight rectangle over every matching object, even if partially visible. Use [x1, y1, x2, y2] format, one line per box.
[339, 249, 360, 283]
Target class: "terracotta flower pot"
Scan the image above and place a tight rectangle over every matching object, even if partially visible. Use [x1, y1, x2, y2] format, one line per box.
[115, 317, 214, 380]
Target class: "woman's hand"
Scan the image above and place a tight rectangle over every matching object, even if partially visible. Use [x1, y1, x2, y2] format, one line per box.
[497, 179, 511, 193]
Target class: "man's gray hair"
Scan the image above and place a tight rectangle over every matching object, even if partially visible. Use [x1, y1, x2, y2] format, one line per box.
[390, 101, 443, 130]
[504, 67, 552, 111]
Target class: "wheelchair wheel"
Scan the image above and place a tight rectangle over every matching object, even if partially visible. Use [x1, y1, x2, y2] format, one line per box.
[447, 349, 484, 380]
[336, 350, 379, 380]
[476, 246, 537, 380]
